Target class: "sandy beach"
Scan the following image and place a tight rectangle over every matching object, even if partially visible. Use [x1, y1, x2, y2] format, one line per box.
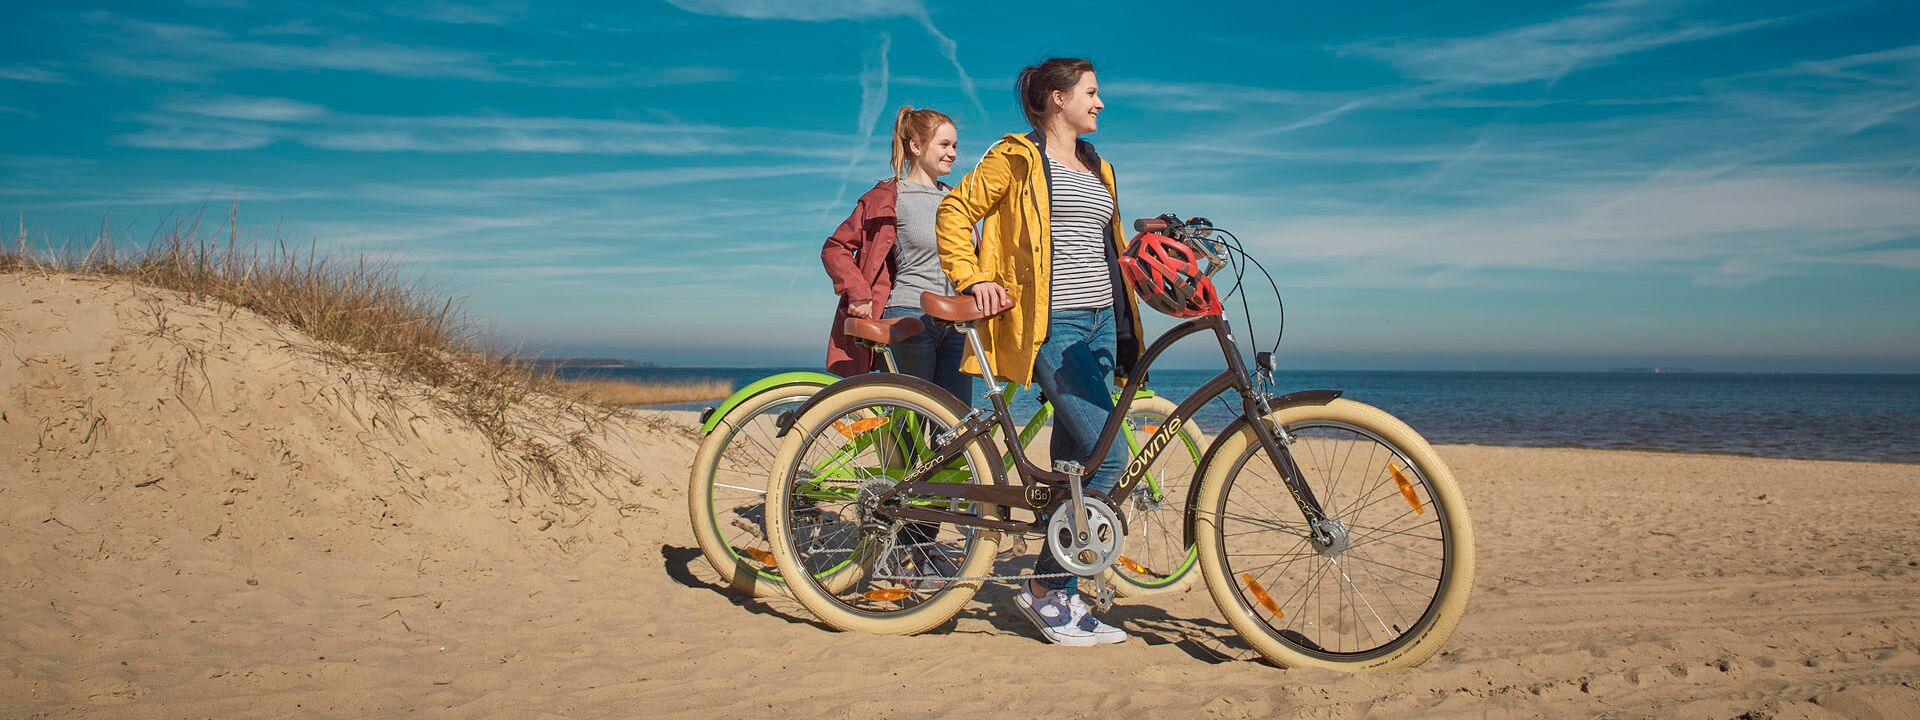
[4, 272, 1918, 719]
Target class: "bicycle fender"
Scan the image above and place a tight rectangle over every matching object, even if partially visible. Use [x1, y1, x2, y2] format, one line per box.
[1182, 389, 1343, 546]
[697, 371, 840, 435]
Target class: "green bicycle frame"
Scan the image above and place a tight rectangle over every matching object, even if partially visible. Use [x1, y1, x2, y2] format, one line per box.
[796, 385, 1172, 505]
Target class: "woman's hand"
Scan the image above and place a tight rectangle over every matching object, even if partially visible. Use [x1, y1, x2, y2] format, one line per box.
[965, 281, 1013, 315]
[847, 300, 875, 319]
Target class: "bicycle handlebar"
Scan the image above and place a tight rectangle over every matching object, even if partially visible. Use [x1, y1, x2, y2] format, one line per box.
[1132, 217, 1169, 234]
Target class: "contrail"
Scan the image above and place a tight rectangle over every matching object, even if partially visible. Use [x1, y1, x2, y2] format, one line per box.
[809, 29, 891, 291]
[907, 9, 987, 122]
[823, 32, 890, 216]
[848, 31, 892, 178]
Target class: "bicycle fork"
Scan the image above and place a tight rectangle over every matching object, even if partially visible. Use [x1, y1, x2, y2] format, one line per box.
[1221, 330, 1339, 547]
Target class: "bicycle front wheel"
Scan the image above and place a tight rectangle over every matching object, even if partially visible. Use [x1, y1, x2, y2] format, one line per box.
[765, 379, 1002, 635]
[1194, 399, 1474, 671]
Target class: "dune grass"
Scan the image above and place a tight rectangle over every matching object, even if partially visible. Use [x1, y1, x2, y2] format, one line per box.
[1, 213, 664, 500]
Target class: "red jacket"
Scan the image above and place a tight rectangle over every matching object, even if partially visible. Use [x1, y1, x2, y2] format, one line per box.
[821, 180, 898, 376]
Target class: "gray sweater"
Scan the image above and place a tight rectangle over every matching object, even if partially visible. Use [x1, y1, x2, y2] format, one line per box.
[888, 179, 954, 308]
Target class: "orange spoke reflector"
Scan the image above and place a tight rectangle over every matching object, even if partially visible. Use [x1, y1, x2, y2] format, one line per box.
[835, 416, 892, 438]
[1241, 573, 1282, 618]
[740, 547, 778, 568]
[1391, 463, 1424, 515]
[862, 588, 911, 602]
[1118, 555, 1150, 575]
[1139, 424, 1161, 436]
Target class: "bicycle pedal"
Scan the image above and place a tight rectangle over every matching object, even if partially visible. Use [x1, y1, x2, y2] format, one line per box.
[1091, 583, 1117, 613]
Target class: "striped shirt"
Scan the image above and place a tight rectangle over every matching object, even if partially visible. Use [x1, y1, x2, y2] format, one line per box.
[1046, 156, 1115, 311]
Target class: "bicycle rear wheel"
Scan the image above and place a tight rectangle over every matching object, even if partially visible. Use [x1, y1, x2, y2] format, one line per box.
[1111, 395, 1206, 597]
[1195, 399, 1474, 671]
[687, 382, 823, 598]
[766, 379, 1002, 635]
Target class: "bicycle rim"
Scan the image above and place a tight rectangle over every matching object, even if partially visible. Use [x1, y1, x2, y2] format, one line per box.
[1200, 400, 1473, 669]
[768, 384, 1001, 633]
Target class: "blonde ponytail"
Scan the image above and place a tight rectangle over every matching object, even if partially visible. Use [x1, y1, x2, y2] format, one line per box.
[889, 105, 915, 179]
[888, 105, 956, 180]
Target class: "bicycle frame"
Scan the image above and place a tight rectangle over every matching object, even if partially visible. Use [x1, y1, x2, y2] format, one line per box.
[794, 382, 1176, 505]
[872, 313, 1335, 536]
[787, 341, 1175, 506]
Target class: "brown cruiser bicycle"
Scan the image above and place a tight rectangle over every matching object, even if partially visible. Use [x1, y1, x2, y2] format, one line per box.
[765, 215, 1474, 670]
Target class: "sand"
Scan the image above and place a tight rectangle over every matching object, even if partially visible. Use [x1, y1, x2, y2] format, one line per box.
[3, 272, 1918, 719]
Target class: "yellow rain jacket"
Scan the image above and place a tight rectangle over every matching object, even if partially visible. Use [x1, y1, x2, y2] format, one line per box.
[935, 131, 1145, 387]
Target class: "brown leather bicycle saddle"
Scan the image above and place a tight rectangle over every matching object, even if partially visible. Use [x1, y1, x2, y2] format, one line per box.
[920, 291, 1009, 322]
[843, 316, 924, 346]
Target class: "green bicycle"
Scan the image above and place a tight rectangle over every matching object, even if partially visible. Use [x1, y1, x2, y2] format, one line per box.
[687, 315, 1204, 599]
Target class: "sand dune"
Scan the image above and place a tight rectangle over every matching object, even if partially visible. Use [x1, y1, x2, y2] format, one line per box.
[3, 273, 1918, 718]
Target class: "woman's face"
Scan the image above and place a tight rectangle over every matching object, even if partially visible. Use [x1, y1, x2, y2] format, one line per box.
[912, 121, 958, 177]
[1052, 71, 1103, 135]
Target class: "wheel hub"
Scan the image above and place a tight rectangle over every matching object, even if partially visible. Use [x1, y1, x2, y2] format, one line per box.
[854, 477, 896, 534]
[1310, 518, 1350, 557]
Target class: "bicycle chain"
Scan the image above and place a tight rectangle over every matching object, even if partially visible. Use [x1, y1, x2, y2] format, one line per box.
[869, 571, 1077, 582]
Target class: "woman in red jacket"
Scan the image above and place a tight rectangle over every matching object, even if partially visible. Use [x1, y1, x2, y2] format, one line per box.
[820, 106, 971, 405]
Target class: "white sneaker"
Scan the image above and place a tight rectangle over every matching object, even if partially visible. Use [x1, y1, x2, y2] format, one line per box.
[1065, 592, 1129, 645]
[1015, 588, 1128, 646]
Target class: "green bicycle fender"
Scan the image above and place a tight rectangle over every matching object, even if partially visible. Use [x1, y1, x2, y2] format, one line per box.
[697, 371, 840, 435]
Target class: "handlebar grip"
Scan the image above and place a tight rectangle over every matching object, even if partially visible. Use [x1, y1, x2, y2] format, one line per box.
[1132, 218, 1169, 233]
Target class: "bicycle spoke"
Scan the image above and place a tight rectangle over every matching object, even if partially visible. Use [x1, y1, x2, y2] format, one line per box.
[772, 393, 997, 618]
[1214, 417, 1455, 659]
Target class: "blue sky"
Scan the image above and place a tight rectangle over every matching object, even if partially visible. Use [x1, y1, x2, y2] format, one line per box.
[2, 0, 1917, 372]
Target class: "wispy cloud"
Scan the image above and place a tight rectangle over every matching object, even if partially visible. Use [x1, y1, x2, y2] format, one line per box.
[1210, 170, 1920, 287]
[1349, 1, 1788, 86]
[169, 95, 329, 122]
[358, 164, 842, 206]
[1249, 86, 1442, 137]
[113, 98, 855, 157]
[0, 65, 70, 84]
[119, 126, 278, 151]
[82, 12, 506, 82]
[662, 0, 919, 22]
[13, 163, 839, 210]
[1103, 79, 1330, 112]
[664, 0, 986, 120]
[1116, 37, 1920, 286]
[541, 65, 740, 89]
[385, 0, 525, 26]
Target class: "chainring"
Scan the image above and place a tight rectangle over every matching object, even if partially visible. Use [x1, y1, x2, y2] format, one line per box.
[1045, 496, 1124, 577]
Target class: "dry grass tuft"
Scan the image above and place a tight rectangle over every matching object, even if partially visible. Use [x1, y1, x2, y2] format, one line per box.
[2, 212, 651, 502]
[557, 378, 731, 407]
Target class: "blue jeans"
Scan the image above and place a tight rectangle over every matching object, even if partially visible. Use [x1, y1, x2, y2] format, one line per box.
[1029, 306, 1127, 590]
[881, 305, 974, 406]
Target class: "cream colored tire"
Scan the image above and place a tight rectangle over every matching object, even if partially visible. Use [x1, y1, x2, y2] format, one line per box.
[687, 383, 821, 598]
[1111, 395, 1207, 598]
[1194, 399, 1474, 671]
[766, 381, 1002, 635]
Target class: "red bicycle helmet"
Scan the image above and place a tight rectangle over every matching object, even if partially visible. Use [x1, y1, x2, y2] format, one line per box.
[1120, 232, 1224, 318]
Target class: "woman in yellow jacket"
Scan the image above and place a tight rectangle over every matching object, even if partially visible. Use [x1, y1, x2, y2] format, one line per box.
[934, 57, 1145, 647]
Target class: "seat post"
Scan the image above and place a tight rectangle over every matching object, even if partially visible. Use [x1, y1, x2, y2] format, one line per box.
[960, 323, 999, 397]
[876, 345, 900, 373]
